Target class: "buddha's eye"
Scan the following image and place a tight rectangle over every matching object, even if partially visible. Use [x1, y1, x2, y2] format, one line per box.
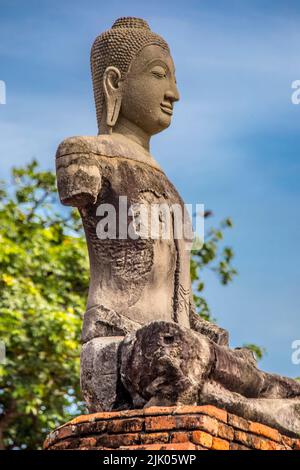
[151, 65, 167, 79]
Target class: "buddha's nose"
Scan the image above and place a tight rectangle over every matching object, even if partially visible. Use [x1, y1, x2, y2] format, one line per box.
[165, 85, 180, 103]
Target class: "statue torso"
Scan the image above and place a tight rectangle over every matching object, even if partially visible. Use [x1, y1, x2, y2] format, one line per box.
[56, 135, 192, 341]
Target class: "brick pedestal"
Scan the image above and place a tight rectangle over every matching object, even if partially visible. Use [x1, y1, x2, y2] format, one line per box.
[44, 405, 300, 451]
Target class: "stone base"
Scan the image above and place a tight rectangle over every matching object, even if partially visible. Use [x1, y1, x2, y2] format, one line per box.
[44, 405, 300, 451]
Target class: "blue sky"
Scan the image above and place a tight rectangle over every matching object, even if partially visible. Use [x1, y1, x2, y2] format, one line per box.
[1, 0, 300, 377]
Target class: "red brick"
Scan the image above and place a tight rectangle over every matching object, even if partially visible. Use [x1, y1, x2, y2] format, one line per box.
[293, 439, 300, 450]
[235, 430, 285, 451]
[69, 412, 110, 425]
[191, 430, 213, 449]
[230, 442, 251, 450]
[78, 437, 97, 448]
[170, 432, 190, 443]
[95, 432, 140, 448]
[51, 438, 79, 450]
[228, 413, 249, 432]
[107, 418, 143, 434]
[68, 409, 145, 426]
[176, 414, 219, 435]
[44, 409, 295, 452]
[118, 444, 153, 450]
[198, 405, 227, 423]
[211, 437, 230, 450]
[234, 430, 252, 448]
[145, 415, 177, 431]
[218, 422, 234, 441]
[174, 405, 227, 423]
[140, 432, 169, 444]
[165, 442, 196, 450]
[281, 435, 294, 449]
[248, 434, 262, 450]
[144, 442, 196, 450]
[144, 406, 174, 416]
[78, 420, 107, 435]
[118, 442, 196, 451]
[173, 405, 201, 415]
[257, 439, 285, 451]
[56, 426, 74, 440]
[249, 422, 281, 443]
[43, 432, 57, 450]
[117, 409, 145, 419]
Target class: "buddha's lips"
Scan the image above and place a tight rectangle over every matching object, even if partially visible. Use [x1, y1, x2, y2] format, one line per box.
[160, 103, 173, 115]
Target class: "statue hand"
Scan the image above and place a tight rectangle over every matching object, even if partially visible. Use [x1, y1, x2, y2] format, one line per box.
[189, 305, 229, 346]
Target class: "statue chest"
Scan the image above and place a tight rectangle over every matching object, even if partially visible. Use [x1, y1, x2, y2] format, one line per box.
[80, 158, 192, 327]
[80, 158, 192, 252]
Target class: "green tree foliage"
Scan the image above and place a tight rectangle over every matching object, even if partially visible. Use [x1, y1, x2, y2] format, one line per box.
[0, 161, 88, 449]
[0, 161, 263, 449]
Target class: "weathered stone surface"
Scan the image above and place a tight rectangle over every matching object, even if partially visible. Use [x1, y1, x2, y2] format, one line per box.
[81, 304, 140, 343]
[189, 303, 229, 346]
[120, 321, 300, 437]
[120, 321, 213, 408]
[200, 380, 300, 438]
[80, 336, 128, 412]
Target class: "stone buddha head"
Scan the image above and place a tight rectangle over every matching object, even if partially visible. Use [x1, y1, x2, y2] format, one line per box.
[91, 17, 180, 146]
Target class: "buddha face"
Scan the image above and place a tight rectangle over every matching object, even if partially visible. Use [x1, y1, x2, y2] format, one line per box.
[120, 44, 180, 136]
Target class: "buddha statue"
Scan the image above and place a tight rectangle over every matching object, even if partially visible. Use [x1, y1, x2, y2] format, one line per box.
[56, 17, 300, 437]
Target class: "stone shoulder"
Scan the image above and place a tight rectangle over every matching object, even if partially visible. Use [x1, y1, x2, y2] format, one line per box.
[56, 135, 107, 159]
[56, 134, 163, 172]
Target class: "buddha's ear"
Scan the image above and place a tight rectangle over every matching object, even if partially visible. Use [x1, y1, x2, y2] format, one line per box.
[103, 66, 122, 130]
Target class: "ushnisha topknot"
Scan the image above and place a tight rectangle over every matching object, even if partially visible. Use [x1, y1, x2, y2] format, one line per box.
[91, 17, 170, 130]
[111, 17, 150, 30]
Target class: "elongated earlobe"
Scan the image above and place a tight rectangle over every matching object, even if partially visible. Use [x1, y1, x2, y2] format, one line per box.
[103, 66, 122, 131]
[106, 94, 122, 128]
